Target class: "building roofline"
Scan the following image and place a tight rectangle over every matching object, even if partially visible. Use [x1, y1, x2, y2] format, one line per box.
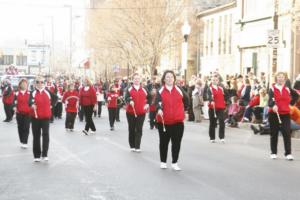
[196, 1, 237, 18]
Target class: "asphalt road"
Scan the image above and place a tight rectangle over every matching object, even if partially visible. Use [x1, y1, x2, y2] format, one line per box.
[0, 106, 300, 200]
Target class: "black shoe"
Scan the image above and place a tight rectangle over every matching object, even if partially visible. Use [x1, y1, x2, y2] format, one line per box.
[116, 120, 120, 122]
[110, 127, 114, 131]
[3, 119, 9, 122]
[250, 125, 260, 134]
[98, 115, 101, 118]
[82, 130, 89, 135]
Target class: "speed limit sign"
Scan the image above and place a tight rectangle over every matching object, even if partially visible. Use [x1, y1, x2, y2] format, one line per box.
[267, 30, 280, 48]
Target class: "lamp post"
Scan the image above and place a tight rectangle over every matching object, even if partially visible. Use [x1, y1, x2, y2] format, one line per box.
[181, 20, 191, 85]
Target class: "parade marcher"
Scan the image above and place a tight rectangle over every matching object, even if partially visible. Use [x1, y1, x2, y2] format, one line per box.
[207, 74, 228, 143]
[2, 79, 15, 122]
[268, 72, 294, 160]
[155, 70, 189, 170]
[149, 88, 157, 129]
[29, 77, 52, 162]
[114, 79, 123, 122]
[46, 77, 58, 123]
[106, 85, 119, 131]
[62, 82, 79, 132]
[125, 73, 150, 152]
[54, 81, 63, 119]
[94, 80, 104, 118]
[79, 78, 97, 135]
[14, 79, 31, 148]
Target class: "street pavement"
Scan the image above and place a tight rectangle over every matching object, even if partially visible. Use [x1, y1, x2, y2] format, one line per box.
[0, 105, 300, 200]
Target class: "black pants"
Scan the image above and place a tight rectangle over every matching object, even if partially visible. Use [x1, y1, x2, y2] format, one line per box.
[16, 113, 31, 144]
[126, 113, 145, 149]
[32, 118, 49, 158]
[158, 122, 184, 163]
[83, 105, 96, 132]
[54, 102, 63, 118]
[116, 107, 120, 121]
[94, 102, 102, 117]
[269, 113, 291, 156]
[65, 112, 77, 129]
[4, 104, 13, 121]
[149, 111, 156, 129]
[209, 109, 225, 140]
[78, 106, 84, 121]
[253, 107, 263, 121]
[108, 108, 117, 128]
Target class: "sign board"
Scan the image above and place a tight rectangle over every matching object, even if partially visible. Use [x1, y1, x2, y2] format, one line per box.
[27, 44, 50, 66]
[267, 30, 280, 48]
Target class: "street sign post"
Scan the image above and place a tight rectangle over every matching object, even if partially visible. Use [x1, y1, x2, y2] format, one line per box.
[267, 30, 280, 48]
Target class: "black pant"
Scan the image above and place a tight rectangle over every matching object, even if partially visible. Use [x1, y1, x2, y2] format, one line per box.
[54, 102, 63, 118]
[32, 118, 49, 158]
[83, 105, 96, 132]
[253, 107, 263, 121]
[209, 109, 225, 140]
[158, 122, 184, 163]
[126, 113, 145, 149]
[16, 113, 31, 144]
[116, 106, 121, 121]
[65, 112, 77, 129]
[4, 104, 13, 121]
[149, 111, 156, 129]
[78, 106, 84, 121]
[108, 108, 117, 127]
[269, 113, 291, 156]
[94, 102, 102, 117]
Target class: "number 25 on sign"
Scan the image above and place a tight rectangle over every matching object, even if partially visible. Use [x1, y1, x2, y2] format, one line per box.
[267, 30, 280, 48]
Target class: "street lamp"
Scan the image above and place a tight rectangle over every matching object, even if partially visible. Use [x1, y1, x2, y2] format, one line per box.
[181, 20, 191, 84]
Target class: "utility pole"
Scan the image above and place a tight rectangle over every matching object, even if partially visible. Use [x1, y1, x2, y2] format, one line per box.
[272, 0, 279, 76]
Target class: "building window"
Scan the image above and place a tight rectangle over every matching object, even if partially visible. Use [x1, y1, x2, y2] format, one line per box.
[16, 55, 27, 66]
[210, 18, 214, 55]
[2, 55, 14, 65]
[218, 16, 222, 55]
[229, 14, 232, 54]
[223, 15, 228, 54]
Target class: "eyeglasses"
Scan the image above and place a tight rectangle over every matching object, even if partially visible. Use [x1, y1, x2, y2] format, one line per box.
[36, 81, 44, 84]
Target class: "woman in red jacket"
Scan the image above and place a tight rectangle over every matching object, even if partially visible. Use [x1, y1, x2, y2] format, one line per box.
[1, 79, 15, 122]
[125, 73, 150, 152]
[207, 74, 227, 143]
[268, 72, 293, 160]
[79, 78, 97, 135]
[14, 79, 31, 149]
[62, 82, 79, 132]
[155, 70, 189, 171]
[29, 77, 52, 162]
[106, 84, 119, 131]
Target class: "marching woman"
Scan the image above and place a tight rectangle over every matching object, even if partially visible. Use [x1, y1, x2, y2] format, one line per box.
[29, 77, 52, 162]
[62, 82, 79, 132]
[1, 79, 15, 122]
[94, 80, 104, 118]
[79, 78, 97, 135]
[106, 84, 119, 131]
[14, 79, 31, 149]
[207, 74, 228, 143]
[125, 73, 151, 152]
[268, 72, 294, 160]
[155, 70, 189, 170]
[149, 88, 157, 129]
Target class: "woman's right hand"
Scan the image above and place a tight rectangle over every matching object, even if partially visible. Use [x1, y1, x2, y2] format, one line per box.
[157, 109, 163, 116]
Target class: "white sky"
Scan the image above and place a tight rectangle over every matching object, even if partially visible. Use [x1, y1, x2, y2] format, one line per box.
[0, 0, 87, 60]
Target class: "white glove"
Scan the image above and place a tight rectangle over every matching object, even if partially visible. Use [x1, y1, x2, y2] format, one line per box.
[144, 104, 149, 111]
[130, 101, 134, 106]
[157, 109, 163, 116]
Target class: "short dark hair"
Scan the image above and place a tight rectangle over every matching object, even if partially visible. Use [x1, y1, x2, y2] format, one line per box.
[161, 70, 176, 85]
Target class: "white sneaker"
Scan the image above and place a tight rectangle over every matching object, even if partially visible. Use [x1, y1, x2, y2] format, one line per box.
[220, 139, 225, 143]
[171, 163, 181, 171]
[286, 154, 294, 161]
[270, 154, 277, 159]
[66, 128, 70, 132]
[42, 157, 49, 161]
[34, 158, 41, 162]
[210, 140, 216, 143]
[21, 143, 28, 149]
[130, 148, 135, 152]
[135, 149, 141, 153]
[160, 162, 167, 169]
[90, 131, 96, 134]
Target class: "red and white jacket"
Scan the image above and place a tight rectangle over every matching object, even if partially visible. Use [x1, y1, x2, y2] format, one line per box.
[62, 90, 79, 113]
[30, 88, 52, 119]
[14, 90, 31, 115]
[125, 85, 150, 115]
[208, 85, 226, 110]
[57, 86, 64, 103]
[268, 84, 291, 115]
[2, 86, 14, 105]
[79, 86, 97, 106]
[155, 85, 189, 125]
[106, 92, 118, 108]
